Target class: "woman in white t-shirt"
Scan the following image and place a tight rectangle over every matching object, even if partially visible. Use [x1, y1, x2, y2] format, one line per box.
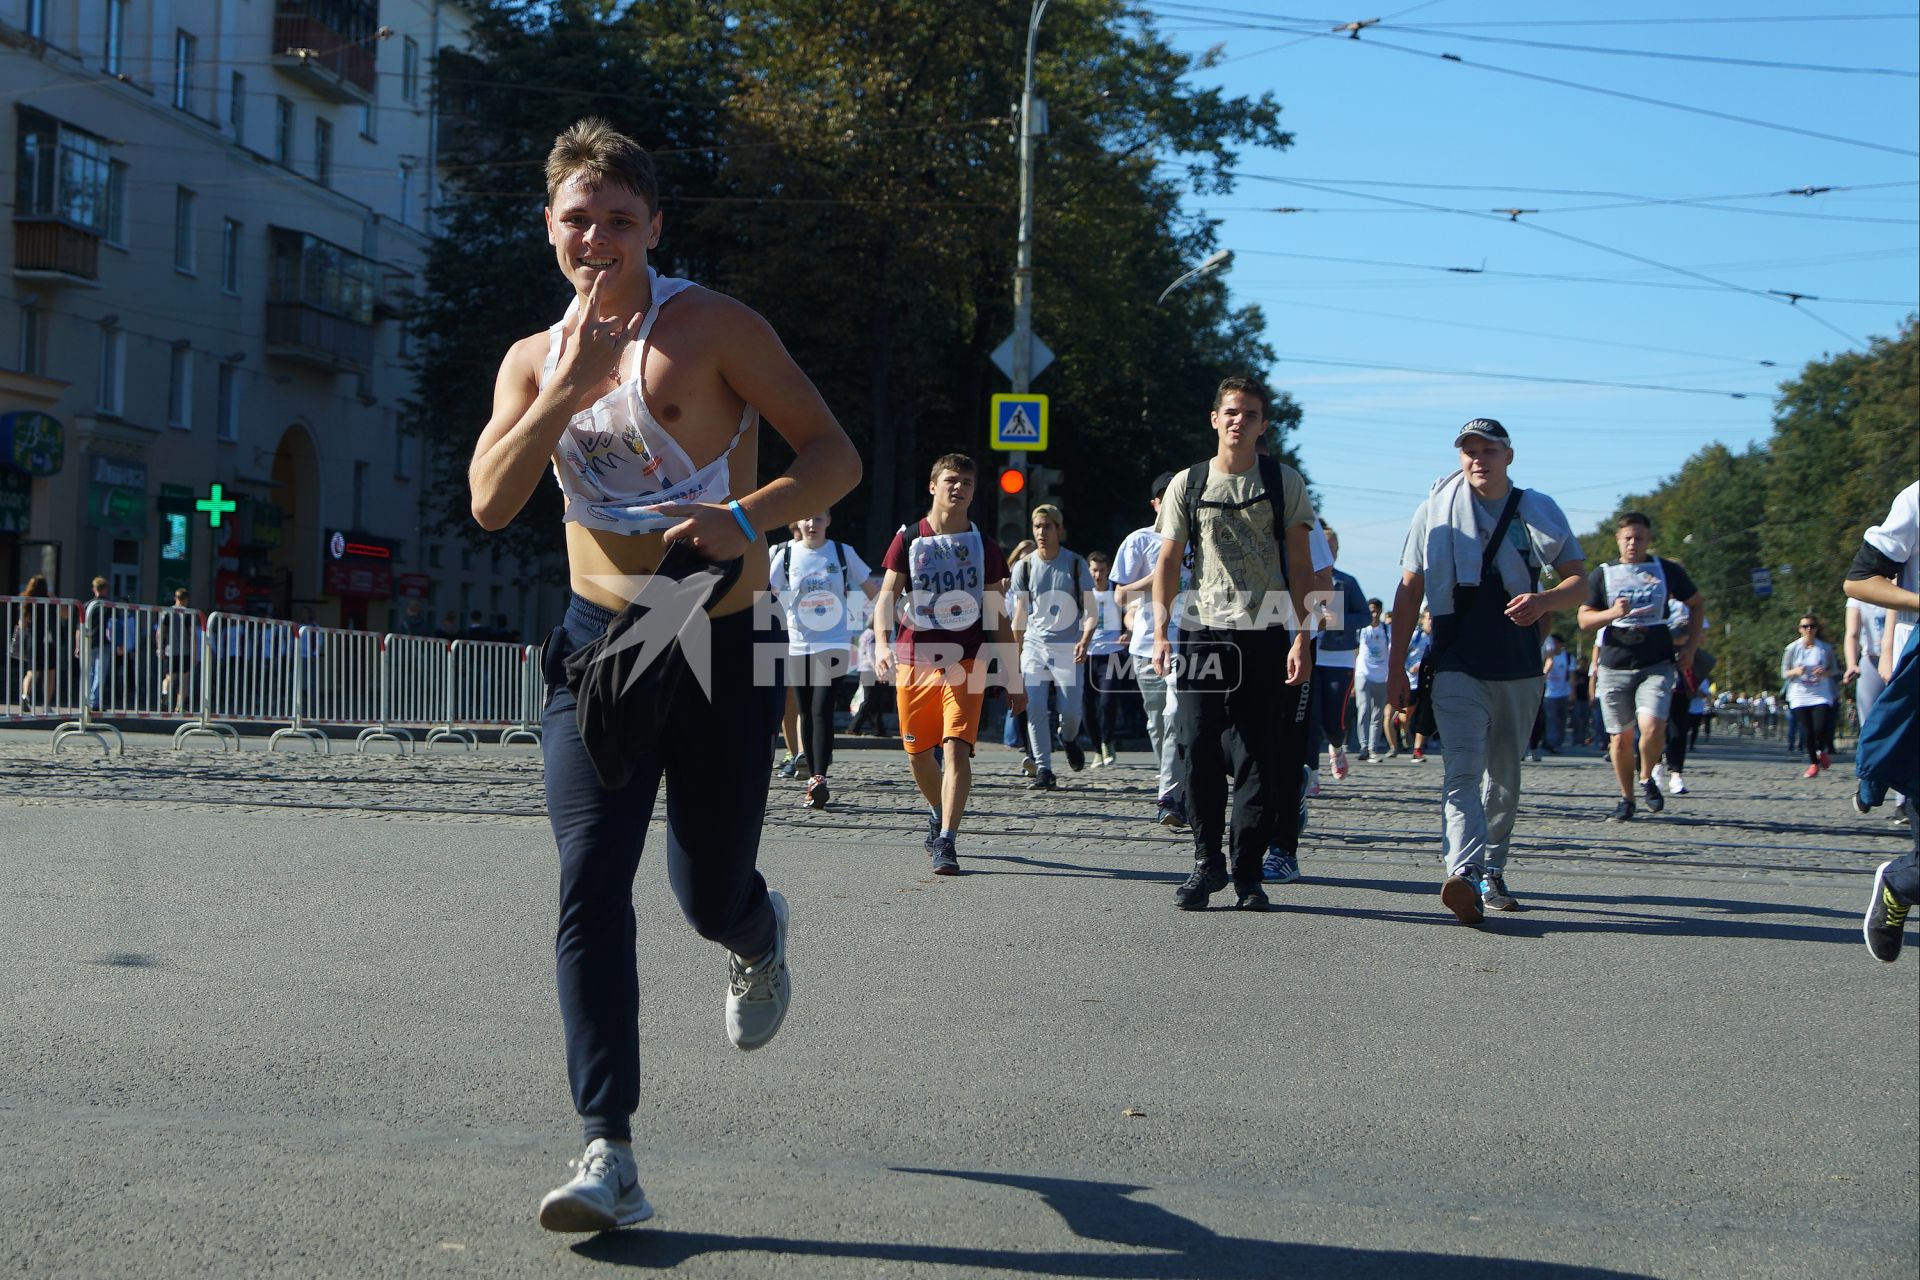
[1082, 550, 1129, 768]
[768, 510, 878, 807]
[1780, 611, 1839, 776]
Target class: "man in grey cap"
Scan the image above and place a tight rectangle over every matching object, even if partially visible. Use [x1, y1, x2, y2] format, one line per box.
[1110, 469, 1190, 827]
[1388, 418, 1586, 923]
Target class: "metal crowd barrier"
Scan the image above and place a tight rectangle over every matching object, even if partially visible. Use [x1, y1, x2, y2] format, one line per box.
[174, 611, 318, 752]
[9, 600, 549, 756]
[364, 633, 452, 752]
[430, 638, 541, 749]
[54, 598, 217, 754]
[3, 593, 82, 734]
[285, 623, 385, 755]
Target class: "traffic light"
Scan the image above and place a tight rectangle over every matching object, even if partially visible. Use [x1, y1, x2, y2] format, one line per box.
[1027, 465, 1063, 510]
[998, 469, 1026, 497]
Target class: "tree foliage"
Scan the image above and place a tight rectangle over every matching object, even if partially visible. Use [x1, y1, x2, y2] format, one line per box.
[404, 0, 1296, 565]
[1570, 317, 1918, 692]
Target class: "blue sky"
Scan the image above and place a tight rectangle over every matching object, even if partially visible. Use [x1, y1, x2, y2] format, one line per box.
[1140, 1, 1919, 600]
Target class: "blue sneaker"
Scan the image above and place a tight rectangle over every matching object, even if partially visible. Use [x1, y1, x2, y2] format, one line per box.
[1479, 873, 1519, 911]
[929, 835, 960, 876]
[1262, 848, 1300, 884]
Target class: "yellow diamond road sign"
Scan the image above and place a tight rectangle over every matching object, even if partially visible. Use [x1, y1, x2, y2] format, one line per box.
[990, 394, 1048, 452]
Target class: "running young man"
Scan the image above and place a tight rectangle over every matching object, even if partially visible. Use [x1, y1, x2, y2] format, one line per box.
[1112, 471, 1191, 828]
[769, 510, 879, 809]
[1388, 418, 1585, 923]
[1306, 525, 1369, 786]
[1577, 512, 1705, 821]
[1010, 502, 1097, 790]
[873, 454, 1024, 874]
[467, 119, 859, 1232]
[1151, 376, 1317, 912]
[1845, 481, 1919, 961]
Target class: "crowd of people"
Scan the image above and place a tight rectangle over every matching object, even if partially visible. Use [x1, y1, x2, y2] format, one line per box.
[442, 120, 1918, 1233]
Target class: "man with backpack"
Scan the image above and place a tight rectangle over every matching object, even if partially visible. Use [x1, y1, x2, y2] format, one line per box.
[1388, 419, 1586, 924]
[1149, 376, 1318, 912]
[767, 509, 878, 809]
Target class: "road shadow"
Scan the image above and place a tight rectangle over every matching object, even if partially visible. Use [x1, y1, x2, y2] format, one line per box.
[572, 1168, 1652, 1278]
[1293, 874, 1860, 945]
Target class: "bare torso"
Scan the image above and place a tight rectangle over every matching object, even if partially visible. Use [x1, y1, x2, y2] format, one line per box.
[522, 287, 769, 618]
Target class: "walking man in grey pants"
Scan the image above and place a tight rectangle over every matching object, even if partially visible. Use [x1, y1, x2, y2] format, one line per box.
[1387, 419, 1587, 924]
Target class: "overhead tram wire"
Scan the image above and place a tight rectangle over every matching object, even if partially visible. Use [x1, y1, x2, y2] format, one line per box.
[1267, 354, 1770, 399]
[1141, 6, 1919, 158]
[1380, 23, 1919, 76]
[1146, 5, 1920, 31]
[1260, 174, 1871, 346]
[1228, 245, 1919, 307]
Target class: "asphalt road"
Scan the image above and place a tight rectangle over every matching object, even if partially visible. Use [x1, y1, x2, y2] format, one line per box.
[1, 731, 1914, 1279]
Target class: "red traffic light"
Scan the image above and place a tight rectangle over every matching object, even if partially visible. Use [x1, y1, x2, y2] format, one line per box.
[998, 469, 1026, 496]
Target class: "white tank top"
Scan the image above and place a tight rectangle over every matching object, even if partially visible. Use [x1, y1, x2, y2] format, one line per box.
[540, 269, 755, 534]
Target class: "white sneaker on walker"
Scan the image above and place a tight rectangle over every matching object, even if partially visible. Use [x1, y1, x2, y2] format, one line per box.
[538, 1139, 654, 1232]
[727, 890, 790, 1051]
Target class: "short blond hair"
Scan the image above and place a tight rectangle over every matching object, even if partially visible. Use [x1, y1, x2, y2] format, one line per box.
[1030, 503, 1064, 528]
[546, 118, 659, 213]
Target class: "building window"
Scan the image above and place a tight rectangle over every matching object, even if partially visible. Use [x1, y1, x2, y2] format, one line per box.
[216, 362, 239, 441]
[402, 38, 419, 103]
[16, 306, 45, 376]
[104, 0, 126, 74]
[105, 160, 129, 246]
[459, 547, 472, 572]
[230, 72, 246, 141]
[168, 343, 193, 429]
[394, 422, 412, 479]
[97, 325, 124, 415]
[352, 460, 368, 528]
[274, 97, 294, 166]
[360, 82, 378, 140]
[268, 227, 377, 323]
[313, 117, 332, 186]
[26, 0, 46, 40]
[174, 187, 196, 273]
[397, 159, 414, 228]
[220, 218, 241, 294]
[173, 30, 197, 112]
[14, 108, 111, 231]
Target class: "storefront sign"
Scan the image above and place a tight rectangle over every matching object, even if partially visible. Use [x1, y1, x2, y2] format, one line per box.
[85, 454, 148, 538]
[0, 411, 64, 477]
[324, 561, 394, 598]
[0, 468, 31, 535]
[157, 484, 195, 602]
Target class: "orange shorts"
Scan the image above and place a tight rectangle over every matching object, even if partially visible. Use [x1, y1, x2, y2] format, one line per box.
[895, 660, 984, 755]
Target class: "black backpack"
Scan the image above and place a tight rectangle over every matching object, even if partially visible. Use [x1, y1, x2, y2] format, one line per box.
[1178, 453, 1295, 587]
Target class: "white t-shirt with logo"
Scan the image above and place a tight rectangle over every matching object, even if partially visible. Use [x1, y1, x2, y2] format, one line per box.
[1355, 622, 1391, 682]
[771, 540, 873, 656]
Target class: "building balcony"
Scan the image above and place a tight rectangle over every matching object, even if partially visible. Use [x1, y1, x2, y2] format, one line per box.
[265, 301, 374, 372]
[12, 218, 101, 285]
[272, 0, 377, 102]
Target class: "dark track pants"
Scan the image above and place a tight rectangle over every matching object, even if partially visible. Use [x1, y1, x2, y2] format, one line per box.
[542, 595, 781, 1143]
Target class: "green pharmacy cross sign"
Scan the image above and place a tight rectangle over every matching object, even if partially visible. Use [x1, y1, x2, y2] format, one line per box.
[195, 483, 238, 528]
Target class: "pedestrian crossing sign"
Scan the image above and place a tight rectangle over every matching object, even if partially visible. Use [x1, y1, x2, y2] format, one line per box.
[990, 394, 1049, 452]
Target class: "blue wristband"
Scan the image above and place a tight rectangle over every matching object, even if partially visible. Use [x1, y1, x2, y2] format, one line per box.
[727, 499, 758, 543]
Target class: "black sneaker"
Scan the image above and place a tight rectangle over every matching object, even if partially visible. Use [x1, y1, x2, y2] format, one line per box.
[923, 807, 940, 851]
[1641, 776, 1664, 814]
[929, 836, 961, 876]
[1609, 796, 1636, 822]
[1063, 741, 1086, 772]
[1865, 860, 1910, 963]
[1235, 888, 1271, 912]
[806, 776, 830, 810]
[1156, 799, 1188, 830]
[1440, 873, 1485, 926]
[1027, 769, 1058, 791]
[1175, 861, 1229, 911]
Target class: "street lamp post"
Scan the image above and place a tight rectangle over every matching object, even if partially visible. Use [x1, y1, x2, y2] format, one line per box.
[1155, 249, 1233, 305]
[997, 0, 1050, 545]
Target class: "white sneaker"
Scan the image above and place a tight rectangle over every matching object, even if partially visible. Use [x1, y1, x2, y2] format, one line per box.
[1650, 763, 1668, 789]
[1330, 749, 1349, 781]
[1304, 768, 1322, 799]
[538, 1139, 654, 1232]
[727, 890, 790, 1051]
[1668, 771, 1688, 796]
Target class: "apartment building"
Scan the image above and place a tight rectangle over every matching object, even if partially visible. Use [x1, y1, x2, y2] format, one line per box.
[1, 0, 562, 638]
